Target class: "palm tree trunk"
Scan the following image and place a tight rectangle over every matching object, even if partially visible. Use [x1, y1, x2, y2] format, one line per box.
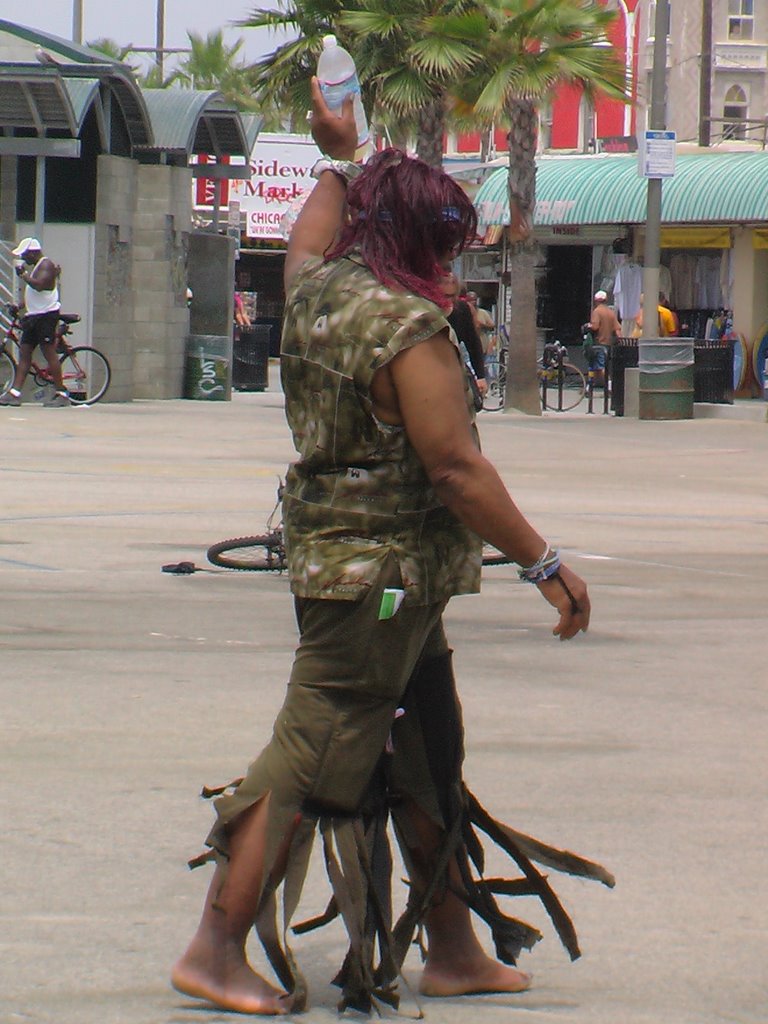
[415, 96, 446, 169]
[504, 98, 540, 415]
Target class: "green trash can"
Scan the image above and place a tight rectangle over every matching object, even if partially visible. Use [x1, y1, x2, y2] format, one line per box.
[184, 334, 232, 401]
[639, 338, 694, 420]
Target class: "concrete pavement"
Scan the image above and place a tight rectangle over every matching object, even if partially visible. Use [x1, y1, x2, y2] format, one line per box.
[2, 377, 767, 1024]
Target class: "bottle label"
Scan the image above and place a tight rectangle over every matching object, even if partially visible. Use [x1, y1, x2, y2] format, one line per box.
[319, 76, 360, 111]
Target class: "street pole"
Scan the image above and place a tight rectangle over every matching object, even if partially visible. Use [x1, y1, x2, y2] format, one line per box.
[641, 0, 670, 339]
[156, 0, 165, 80]
[72, 0, 84, 44]
[698, 0, 713, 147]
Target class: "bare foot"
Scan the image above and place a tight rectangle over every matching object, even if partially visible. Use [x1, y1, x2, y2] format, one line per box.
[171, 941, 291, 1015]
[419, 955, 532, 998]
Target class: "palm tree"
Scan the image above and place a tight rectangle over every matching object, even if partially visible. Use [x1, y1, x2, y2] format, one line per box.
[175, 30, 259, 111]
[241, 0, 626, 413]
[441, 0, 628, 413]
[86, 37, 177, 88]
[238, 2, 345, 131]
[338, 1, 478, 166]
[240, 0, 477, 162]
[87, 37, 136, 64]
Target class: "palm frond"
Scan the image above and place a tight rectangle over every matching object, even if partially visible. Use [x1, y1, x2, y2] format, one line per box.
[406, 37, 478, 77]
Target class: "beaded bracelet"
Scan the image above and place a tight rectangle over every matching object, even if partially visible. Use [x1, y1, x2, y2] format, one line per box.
[518, 546, 561, 584]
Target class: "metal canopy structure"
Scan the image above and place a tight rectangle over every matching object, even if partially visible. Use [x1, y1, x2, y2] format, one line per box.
[0, 21, 258, 164]
[475, 152, 768, 229]
[137, 89, 250, 161]
[0, 64, 77, 135]
[0, 21, 153, 152]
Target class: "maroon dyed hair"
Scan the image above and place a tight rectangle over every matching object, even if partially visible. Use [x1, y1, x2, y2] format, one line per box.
[324, 148, 478, 308]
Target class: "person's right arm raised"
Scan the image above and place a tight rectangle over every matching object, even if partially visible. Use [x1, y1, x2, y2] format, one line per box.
[384, 336, 591, 640]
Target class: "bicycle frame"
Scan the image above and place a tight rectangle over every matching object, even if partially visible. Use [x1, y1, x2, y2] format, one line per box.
[2, 304, 84, 391]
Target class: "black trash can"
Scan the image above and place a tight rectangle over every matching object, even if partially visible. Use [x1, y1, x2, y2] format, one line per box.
[609, 338, 638, 416]
[694, 341, 734, 404]
[233, 327, 271, 392]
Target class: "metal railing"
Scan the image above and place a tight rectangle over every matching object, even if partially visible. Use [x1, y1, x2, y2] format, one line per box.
[0, 241, 17, 333]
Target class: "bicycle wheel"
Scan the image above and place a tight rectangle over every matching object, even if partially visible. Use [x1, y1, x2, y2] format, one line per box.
[482, 543, 514, 567]
[207, 532, 286, 571]
[482, 359, 505, 411]
[541, 363, 586, 411]
[0, 348, 17, 395]
[60, 347, 111, 404]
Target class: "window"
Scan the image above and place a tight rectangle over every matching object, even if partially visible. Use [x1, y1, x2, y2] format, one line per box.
[723, 85, 748, 141]
[647, 0, 657, 40]
[728, 0, 754, 40]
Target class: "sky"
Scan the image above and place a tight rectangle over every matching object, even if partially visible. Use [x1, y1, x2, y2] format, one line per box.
[2, 0, 293, 72]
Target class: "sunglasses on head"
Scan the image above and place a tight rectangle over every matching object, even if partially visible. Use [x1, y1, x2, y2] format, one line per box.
[358, 206, 463, 224]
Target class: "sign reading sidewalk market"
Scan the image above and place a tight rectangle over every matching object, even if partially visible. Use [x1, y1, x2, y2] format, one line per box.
[193, 134, 322, 241]
[639, 129, 676, 179]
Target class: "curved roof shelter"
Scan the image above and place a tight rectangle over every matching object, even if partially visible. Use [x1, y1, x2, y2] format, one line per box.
[475, 152, 768, 229]
[0, 20, 256, 169]
[138, 89, 254, 163]
[0, 19, 152, 151]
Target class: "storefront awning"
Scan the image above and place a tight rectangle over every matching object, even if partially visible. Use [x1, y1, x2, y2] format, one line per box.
[475, 152, 768, 229]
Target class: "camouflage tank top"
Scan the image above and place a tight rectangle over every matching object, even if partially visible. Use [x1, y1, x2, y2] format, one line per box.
[281, 252, 482, 605]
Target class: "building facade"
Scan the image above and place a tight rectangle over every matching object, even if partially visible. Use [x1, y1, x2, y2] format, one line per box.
[446, 0, 768, 161]
[638, 0, 768, 147]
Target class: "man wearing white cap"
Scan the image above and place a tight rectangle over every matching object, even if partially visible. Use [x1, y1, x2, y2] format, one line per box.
[587, 289, 621, 387]
[0, 237, 69, 407]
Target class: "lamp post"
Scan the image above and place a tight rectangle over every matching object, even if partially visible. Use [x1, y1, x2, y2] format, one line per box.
[72, 0, 84, 44]
[641, 0, 670, 340]
[156, 0, 166, 79]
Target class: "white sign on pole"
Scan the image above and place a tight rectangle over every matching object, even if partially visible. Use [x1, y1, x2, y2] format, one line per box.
[639, 129, 676, 178]
[193, 134, 323, 241]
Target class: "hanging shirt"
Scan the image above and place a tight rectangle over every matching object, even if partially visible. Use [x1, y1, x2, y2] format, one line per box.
[613, 262, 643, 320]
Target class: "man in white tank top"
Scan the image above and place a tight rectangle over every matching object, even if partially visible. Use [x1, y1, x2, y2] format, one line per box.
[0, 237, 70, 407]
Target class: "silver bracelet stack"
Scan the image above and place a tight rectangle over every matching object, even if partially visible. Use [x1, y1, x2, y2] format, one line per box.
[518, 546, 561, 584]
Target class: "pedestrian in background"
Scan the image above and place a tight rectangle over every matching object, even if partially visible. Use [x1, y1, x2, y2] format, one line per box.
[588, 289, 621, 387]
[0, 238, 69, 408]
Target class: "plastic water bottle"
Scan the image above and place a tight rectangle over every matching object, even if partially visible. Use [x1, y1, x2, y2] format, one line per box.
[316, 34, 369, 147]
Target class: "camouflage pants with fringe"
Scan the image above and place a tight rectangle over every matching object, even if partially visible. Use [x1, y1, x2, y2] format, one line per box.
[190, 557, 614, 1014]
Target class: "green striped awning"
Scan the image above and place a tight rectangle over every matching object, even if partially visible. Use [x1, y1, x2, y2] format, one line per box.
[475, 152, 768, 228]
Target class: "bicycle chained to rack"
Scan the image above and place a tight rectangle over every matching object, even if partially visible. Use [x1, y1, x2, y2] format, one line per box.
[482, 330, 579, 411]
[482, 326, 597, 413]
[0, 303, 112, 406]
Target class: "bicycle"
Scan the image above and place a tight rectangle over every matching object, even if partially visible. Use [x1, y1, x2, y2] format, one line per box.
[483, 332, 586, 412]
[538, 340, 586, 411]
[207, 481, 515, 572]
[1, 304, 112, 405]
[207, 482, 287, 571]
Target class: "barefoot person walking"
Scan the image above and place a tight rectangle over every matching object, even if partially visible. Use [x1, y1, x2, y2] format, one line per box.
[172, 84, 612, 1017]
